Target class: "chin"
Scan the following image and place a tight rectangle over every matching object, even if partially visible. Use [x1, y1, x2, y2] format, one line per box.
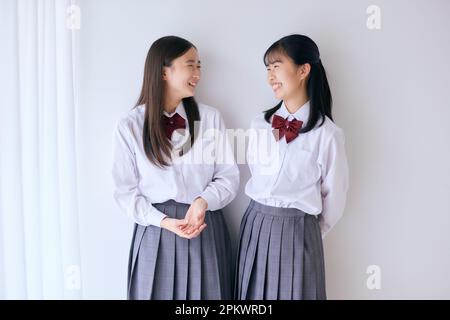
[274, 92, 283, 100]
[182, 90, 195, 98]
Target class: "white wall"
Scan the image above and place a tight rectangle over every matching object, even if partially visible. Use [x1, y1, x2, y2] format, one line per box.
[76, 0, 450, 299]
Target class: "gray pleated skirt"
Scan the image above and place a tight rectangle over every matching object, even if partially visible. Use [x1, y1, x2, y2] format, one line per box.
[235, 200, 326, 300]
[128, 200, 233, 300]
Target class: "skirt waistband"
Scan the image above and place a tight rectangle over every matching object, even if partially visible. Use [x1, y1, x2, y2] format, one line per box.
[153, 199, 190, 211]
[248, 199, 310, 218]
[153, 199, 222, 216]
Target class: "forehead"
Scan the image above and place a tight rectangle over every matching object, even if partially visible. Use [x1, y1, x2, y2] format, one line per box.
[264, 49, 288, 66]
[178, 47, 200, 63]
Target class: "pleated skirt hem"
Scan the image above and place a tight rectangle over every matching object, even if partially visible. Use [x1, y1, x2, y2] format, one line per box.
[235, 200, 326, 300]
[128, 200, 233, 300]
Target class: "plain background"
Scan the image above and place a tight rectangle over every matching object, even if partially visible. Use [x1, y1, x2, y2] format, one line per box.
[75, 0, 450, 299]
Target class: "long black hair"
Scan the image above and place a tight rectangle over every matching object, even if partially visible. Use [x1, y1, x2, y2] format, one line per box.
[135, 36, 200, 167]
[263, 34, 333, 133]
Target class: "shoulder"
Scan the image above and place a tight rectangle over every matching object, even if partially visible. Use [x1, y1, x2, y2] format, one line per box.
[317, 116, 346, 146]
[197, 102, 222, 119]
[249, 111, 269, 129]
[115, 105, 144, 133]
[197, 102, 227, 128]
[319, 116, 343, 134]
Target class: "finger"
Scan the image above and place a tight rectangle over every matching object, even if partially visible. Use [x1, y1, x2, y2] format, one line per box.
[179, 222, 206, 239]
[188, 224, 202, 234]
[180, 215, 192, 229]
[196, 224, 207, 235]
[176, 229, 192, 239]
[178, 222, 195, 236]
[185, 222, 199, 235]
[193, 220, 205, 231]
[189, 216, 205, 230]
[188, 223, 207, 239]
[188, 228, 202, 239]
[179, 220, 190, 230]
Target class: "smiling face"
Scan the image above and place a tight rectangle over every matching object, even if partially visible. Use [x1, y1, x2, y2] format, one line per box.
[265, 50, 310, 101]
[163, 47, 201, 101]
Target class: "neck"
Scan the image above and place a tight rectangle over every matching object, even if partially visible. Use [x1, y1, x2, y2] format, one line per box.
[284, 89, 308, 114]
[164, 93, 181, 114]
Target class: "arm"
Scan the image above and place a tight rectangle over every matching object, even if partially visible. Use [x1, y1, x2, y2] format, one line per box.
[197, 112, 240, 210]
[111, 119, 167, 227]
[318, 128, 350, 238]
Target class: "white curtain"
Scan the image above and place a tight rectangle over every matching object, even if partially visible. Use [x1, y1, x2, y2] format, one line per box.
[0, 0, 82, 299]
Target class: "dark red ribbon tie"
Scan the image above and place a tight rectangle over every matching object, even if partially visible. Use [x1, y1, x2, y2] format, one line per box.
[164, 113, 186, 139]
[272, 114, 303, 143]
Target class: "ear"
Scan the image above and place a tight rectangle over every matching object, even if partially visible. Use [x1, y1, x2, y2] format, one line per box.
[162, 66, 168, 81]
[297, 63, 311, 80]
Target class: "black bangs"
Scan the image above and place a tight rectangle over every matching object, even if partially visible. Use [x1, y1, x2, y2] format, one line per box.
[262, 34, 333, 132]
[263, 44, 287, 66]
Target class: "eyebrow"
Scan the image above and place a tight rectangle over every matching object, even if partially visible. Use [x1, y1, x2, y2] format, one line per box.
[186, 59, 201, 64]
[265, 59, 283, 67]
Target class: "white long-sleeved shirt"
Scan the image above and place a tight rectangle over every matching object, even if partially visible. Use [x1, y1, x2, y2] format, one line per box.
[112, 102, 240, 227]
[245, 100, 349, 237]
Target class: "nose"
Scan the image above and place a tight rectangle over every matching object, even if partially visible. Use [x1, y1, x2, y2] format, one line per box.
[193, 68, 201, 79]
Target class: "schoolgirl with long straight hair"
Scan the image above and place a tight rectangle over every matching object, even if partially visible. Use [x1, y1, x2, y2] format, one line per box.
[112, 36, 239, 300]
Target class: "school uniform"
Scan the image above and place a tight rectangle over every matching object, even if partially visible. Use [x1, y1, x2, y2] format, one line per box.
[112, 102, 239, 300]
[235, 100, 349, 300]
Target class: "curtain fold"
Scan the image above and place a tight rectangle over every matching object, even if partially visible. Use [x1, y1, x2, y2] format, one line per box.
[0, 0, 82, 299]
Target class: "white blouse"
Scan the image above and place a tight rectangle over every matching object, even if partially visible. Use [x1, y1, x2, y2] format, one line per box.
[112, 102, 240, 227]
[245, 101, 349, 237]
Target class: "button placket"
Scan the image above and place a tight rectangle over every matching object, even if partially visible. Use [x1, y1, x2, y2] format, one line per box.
[270, 139, 288, 189]
[172, 155, 187, 199]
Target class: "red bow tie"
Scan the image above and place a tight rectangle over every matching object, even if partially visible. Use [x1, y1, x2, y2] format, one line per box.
[164, 113, 186, 139]
[272, 114, 303, 143]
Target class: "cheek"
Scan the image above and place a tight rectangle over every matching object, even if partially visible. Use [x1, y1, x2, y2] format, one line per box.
[278, 70, 289, 83]
[174, 73, 189, 89]
[168, 70, 188, 85]
[166, 73, 180, 88]
[277, 69, 289, 82]
[282, 72, 298, 89]
[185, 70, 196, 83]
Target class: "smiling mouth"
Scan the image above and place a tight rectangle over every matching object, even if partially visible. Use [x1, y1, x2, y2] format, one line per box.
[188, 81, 197, 88]
[272, 82, 282, 91]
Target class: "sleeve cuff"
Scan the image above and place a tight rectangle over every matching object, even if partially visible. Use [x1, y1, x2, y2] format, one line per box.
[197, 190, 220, 211]
[319, 218, 330, 239]
[146, 207, 167, 227]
